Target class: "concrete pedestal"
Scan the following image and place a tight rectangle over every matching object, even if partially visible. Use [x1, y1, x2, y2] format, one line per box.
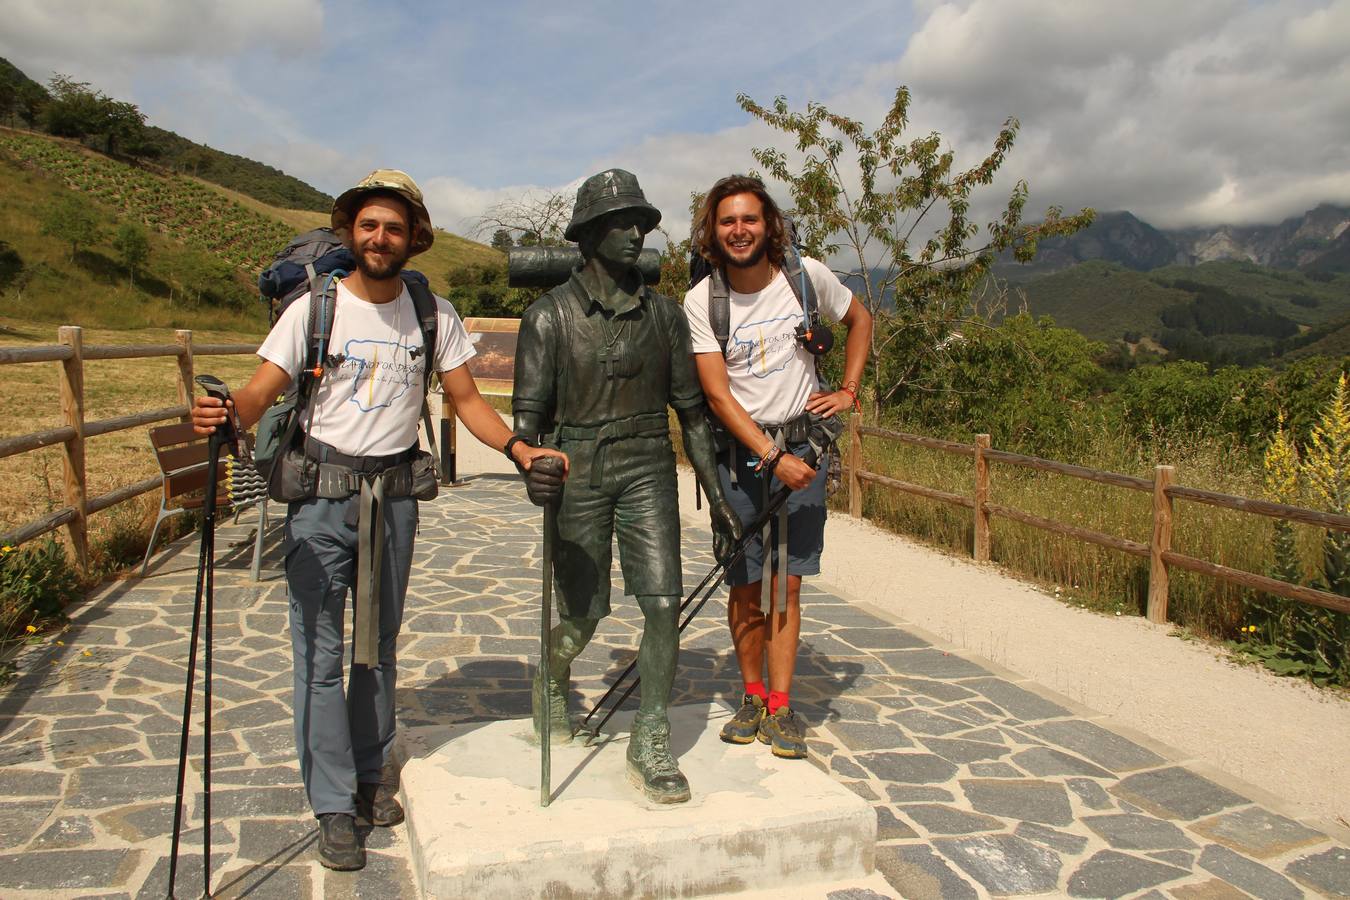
[399, 702, 878, 899]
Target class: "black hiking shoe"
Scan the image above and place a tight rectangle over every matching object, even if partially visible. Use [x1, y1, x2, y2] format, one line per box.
[316, 812, 365, 871]
[758, 706, 808, 759]
[357, 781, 404, 827]
[719, 693, 766, 745]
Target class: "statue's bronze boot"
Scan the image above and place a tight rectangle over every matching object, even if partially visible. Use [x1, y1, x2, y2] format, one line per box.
[626, 713, 690, 804]
[532, 667, 573, 744]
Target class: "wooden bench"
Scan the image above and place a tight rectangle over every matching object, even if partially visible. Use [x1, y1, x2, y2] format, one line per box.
[140, 422, 269, 578]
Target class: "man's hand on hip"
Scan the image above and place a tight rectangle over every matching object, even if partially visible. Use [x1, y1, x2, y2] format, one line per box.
[805, 389, 853, 418]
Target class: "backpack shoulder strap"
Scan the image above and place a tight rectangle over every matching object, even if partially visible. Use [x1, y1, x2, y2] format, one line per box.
[405, 279, 439, 396]
[709, 269, 731, 357]
[404, 279, 442, 477]
[292, 271, 339, 455]
[301, 267, 337, 396]
[781, 244, 819, 322]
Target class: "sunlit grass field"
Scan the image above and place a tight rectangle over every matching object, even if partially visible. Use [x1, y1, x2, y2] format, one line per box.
[838, 419, 1327, 642]
[0, 318, 264, 548]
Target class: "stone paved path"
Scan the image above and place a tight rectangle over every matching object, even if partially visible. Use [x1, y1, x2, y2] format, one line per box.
[1, 474, 1348, 898]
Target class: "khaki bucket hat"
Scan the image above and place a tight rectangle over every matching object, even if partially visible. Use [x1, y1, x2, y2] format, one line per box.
[332, 169, 435, 256]
[564, 168, 661, 242]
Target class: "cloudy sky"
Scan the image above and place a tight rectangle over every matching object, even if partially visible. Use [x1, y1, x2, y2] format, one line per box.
[2, 0, 1348, 244]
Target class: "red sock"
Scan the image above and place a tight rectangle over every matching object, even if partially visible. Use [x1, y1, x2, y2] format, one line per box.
[744, 681, 767, 701]
[768, 691, 790, 714]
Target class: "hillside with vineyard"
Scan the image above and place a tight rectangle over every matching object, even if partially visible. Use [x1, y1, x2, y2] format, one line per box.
[0, 127, 501, 332]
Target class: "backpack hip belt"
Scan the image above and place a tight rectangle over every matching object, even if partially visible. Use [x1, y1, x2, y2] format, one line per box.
[292, 440, 430, 668]
[555, 412, 670, 488]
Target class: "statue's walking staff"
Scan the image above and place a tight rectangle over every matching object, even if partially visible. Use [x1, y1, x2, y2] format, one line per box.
[524, 454, 566, 808]
[540, 499, 555, 807]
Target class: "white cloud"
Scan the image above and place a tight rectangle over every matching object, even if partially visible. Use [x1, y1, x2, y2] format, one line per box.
[563, 0, 1350, 246]
[2, 0, 1345, 243]
[0, 0, 322, 63]
[884, 0, 1350, 227]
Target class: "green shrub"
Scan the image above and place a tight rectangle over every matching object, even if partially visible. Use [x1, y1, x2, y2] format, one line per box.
[0, 538, 80, 623]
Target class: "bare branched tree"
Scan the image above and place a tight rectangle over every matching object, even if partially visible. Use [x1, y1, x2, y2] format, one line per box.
[470, 188, 575, 248]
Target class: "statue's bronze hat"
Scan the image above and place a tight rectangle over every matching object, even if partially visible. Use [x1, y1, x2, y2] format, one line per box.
[564, 169, 661, 242]
[332, 169, 435, 256]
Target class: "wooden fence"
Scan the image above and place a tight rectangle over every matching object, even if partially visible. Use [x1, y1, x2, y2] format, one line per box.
[0, 323, 494, 563]
[0, 327, 256, 566]
[5, 324, 1350, 624]
[844, 419, 1350, 621]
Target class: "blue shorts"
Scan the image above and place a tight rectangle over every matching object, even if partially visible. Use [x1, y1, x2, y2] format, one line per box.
[717, 441, 828, 586]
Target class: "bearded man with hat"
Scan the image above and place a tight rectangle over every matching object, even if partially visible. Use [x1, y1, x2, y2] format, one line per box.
[512, 168, 741, 804]
[193, 170, 565, 870]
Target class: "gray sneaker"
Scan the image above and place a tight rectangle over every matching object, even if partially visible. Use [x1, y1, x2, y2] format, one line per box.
[758, 706, 808, 759]
[720, 693, 767, 745]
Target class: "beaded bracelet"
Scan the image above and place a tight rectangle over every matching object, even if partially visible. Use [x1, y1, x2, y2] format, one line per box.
[754, 444, 783, 474]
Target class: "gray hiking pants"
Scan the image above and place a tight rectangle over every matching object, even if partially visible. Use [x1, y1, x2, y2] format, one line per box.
[284, 494, 417, 817]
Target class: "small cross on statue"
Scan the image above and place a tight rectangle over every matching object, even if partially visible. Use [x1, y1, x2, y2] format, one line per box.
[598, 346, 622, 379]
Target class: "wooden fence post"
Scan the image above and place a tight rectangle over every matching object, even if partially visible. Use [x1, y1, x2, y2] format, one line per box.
[974, 434, 991, 562]
[174, 330, 194, 421]
[848, 413, 862, 518]
[58, 326, 88, 568]
[1148, 464, 1175, 624]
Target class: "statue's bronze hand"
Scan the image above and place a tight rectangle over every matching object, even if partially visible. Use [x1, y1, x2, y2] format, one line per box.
[525, 454, 566, 507]
[710, 498, 743, 565]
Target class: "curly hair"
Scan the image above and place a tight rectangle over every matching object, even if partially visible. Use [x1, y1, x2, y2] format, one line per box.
[692, 175, 789, 271]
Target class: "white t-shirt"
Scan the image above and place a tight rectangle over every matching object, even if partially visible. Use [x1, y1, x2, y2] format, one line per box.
[684, 256, 853, 425]
[258, 280, 475, 456]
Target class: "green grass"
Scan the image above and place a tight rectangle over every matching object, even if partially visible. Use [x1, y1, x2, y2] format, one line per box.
[0, 153, 269, 331]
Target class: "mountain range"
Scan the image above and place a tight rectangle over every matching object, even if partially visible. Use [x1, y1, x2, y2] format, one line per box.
[999, 205, 1350, 279]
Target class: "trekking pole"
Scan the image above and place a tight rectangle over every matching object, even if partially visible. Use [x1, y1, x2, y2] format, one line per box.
[166, 375, 238, 899]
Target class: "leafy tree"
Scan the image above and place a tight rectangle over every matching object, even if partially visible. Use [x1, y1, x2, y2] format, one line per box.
[490, 228, 514, 252]
[444, 262, 534, 318]
[100, 99, 146, 156]
[112, 222, 149, 287]
[40, 196, 101, 261]
[889, 312, 1111, 456]
[43, 75, 103, 138]
[15, 80, 47, 128]
[41, 75, 146, 155]
[737, 88, 1094, 415]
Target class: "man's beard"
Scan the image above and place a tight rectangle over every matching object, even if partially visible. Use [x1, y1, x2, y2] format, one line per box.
[721, 238, 767, 269]
[354, 243, 409, 281]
